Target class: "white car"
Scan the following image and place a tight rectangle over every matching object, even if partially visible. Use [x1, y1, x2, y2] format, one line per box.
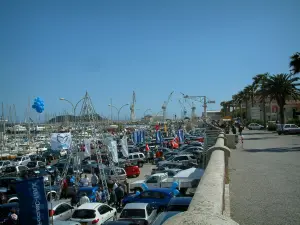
[0, 160, 11, 170]
[248, 123, 264, 130]
[71, 203, 117, 225]
[12, 155, 31, 166]
[49, 201, 75, 221]
[119, 203, 158, 225]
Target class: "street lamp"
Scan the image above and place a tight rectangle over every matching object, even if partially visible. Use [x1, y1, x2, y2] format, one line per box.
[59, 97, 85, 124]
[144, 109, 152, 117]
[108, 103, 129, 122]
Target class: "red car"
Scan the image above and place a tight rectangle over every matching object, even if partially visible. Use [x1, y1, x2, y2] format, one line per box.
[125, 165, 140, 178]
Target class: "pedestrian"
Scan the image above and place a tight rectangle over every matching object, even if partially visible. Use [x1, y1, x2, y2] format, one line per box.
[70, 187, 77, 206]
[108, 188, 116, 207]
[96, 187, 103, 202]
[115, 184, 125, 209]
[112, 180, 118, 191]
[238, 126, 244, 136]
[79, 193, 90, 206]
[80, 175, 89, 187]
[91, 173, 99, 187]
[5, 208, 18, 225]
[62, 178, 68, 199]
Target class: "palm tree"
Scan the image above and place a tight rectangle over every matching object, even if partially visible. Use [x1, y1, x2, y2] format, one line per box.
[220, 101, 228, 116]
[290, 52, 300, 74]
[253, 73, 269, 127]
[243, 85, 252, 119]
[236, 90, 244, 118]
[257, 74, 300, 124]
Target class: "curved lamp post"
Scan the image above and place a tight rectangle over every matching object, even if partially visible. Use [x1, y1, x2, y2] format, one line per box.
[108, 103, 129, 122]
[59, 97, 85, 124]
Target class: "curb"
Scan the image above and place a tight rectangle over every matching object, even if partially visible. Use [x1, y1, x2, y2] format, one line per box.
[224, 184, 231, 217]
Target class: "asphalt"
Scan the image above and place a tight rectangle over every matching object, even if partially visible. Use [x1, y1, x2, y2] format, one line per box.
[229, 130, 300, 225]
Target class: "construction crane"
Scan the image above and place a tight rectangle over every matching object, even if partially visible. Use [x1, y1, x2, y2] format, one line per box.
[180, 93, 215, 118]
[162, 91, 174, 121]
[183, 99, 197, 120]
[178, 99, 187, 119]
[130, 91, 136, 121]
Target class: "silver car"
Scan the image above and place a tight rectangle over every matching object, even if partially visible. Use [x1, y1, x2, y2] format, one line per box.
[119, 203, 157, 225]
[48, 200, 75, 221]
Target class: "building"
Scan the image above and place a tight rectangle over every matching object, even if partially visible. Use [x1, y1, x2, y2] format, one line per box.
[203, 111, 222, 120]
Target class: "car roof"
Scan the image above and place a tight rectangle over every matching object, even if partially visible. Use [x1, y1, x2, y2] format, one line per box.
[152, 211, 180, 225]
[77, 202, 104, 210]
[123, 202, 148, 209]
[168, 197, 192, 205]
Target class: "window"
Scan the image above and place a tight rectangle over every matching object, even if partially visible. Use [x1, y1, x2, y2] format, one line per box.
[120, 209, 145, 219]
[284, 125, 291, 128]
[190, 156, 196, 160]
[146, 176, 159, 183]
[173, 156, 188, 161]
[61, 203, 72, 211]
[98, 205, 111, 215]
[128, 155, 133, 159]
[146, 204, 153, 216]
[138, 154, 144, 158]
[54, 205, 65, 215]
[72, 209, 96, 219]
[291, 125, 298, 128]
[133, 154, 139, 159]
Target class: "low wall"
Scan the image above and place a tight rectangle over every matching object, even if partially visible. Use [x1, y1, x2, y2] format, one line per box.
[164, 132, 240, 225]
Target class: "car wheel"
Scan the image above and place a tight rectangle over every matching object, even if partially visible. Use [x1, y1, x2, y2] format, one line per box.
[138, 162, 143, 168]
[113, 213, 117, 221]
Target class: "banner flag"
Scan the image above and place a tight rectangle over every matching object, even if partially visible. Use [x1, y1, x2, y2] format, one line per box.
[121, 136, 129, 157]
[16, 177, 49, 225]
[156, 130, 161, 144]
[178, 129, 184, 143]
[140, 130, 145, 143]
[84, 139, 91, 157]
[50, 132, 72, 151]
[107, 140, 118, 163]
[133, 131, 138, 144]
[137, 130, 141, 144]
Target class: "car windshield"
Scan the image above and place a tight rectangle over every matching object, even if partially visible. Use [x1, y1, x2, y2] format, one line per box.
[166, 204, 189, 212]
[4, 167, 16, 173]
[27, 162, 36, 167]
[72, 209, 96, 219]
[13, 157, 22, 161]
[120, 209, 145, 219]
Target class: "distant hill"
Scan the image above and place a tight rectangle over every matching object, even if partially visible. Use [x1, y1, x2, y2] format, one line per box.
[48, 114, 102, 123]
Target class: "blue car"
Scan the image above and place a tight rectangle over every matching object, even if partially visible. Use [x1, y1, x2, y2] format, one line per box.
[76, 186, 98, 202]
[122, 188, 175, 211]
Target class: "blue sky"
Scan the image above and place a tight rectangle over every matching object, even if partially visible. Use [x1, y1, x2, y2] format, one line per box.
[0, 0, 299, 121]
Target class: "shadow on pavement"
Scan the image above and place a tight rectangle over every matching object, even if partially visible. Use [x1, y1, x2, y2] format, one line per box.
[244, 147, 300, 153]
[243, 137, 277, 141]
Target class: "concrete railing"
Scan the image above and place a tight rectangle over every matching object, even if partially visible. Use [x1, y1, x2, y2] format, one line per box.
[164, 132, 239, 225]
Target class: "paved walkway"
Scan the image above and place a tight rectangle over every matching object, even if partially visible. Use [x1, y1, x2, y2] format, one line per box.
[229, 130, 300, 225]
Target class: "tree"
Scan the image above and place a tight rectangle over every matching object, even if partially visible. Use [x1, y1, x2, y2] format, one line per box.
[257, 74, 300, 124]
[252, 73, 269, 127]
[290, 52, 300, 75]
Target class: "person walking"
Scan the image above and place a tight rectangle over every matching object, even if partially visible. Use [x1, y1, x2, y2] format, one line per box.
[108, 188, 116, 207]
[91, 173, 99, 187]
[115, 184, 125, 209]
[96, 187, 103, 202]
[79, 193, 90, 205]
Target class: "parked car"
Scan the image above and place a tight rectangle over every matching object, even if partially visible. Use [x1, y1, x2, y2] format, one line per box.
[248, 123, 264, 130]
[151, 211, 180, 225]
[277, 124, 300, 135]
[27, 161, 46, 168]
[165, 197, 192, 212]
[119, 203, 157, 225]
[157, 155, 197, 167]
[70, 202, 117, 225]
[125, 165, 140, 178]
[0, 160, 11, 171]
[127, 153, 145, 168]
[122, 189, 174, 211]
[48, 200, 75, 221]
[2, 165, 28, 176]
[11, 155, 31, 166]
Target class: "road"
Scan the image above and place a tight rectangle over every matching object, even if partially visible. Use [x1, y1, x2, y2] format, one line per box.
[229, 130, 300, 225]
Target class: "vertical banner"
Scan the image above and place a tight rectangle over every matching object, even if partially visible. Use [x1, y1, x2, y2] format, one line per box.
[140, 130, 145, 143]
[178, 129, 184, 143]
[137, 130, 141, 144]
[156, 130, 161, 144]
[50, 132, 72, 150]
[133, 131, 138, 144]
[121, 136, 129, 157]
[108, 140, 118, 163]
[84, 139, 91, 157]
[16, 177, 49, 225]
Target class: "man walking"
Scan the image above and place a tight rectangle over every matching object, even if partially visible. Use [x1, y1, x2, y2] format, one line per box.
[91, 173, 99, 187]
[115, 184, 125, 209]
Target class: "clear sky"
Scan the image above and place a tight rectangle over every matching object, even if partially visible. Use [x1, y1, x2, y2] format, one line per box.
[0, 0, 299, 121]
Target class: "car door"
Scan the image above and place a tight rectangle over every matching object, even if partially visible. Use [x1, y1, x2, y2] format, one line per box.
[53, 205, 65, 220]
[98, 205, 114, 223]
[59, 203, 73, 220]
[290, 124, 298, 134]
[284, 125, 291, 133]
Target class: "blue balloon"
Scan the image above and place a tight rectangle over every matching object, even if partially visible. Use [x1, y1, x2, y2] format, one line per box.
[141, 183, 148, 190]
[173, 189, 180, 196]
[32, 97, 45, 113]
[171, 181, 179, 190]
